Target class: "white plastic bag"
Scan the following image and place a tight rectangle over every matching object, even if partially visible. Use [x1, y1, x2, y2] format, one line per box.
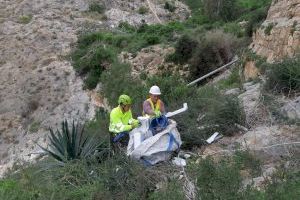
[127, 119, 182, 165]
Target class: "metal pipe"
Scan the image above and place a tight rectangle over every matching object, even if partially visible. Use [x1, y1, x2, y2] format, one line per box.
[187, 56, 239, 86]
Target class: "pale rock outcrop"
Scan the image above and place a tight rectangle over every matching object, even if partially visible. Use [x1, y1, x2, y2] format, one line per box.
[243, 61, 260, 81]
[281, 96, 300, 120]
[102, 0, 190, 27]
[250, 0, 300, 62]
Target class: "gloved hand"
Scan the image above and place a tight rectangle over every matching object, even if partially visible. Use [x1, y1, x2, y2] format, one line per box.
[132, 120, 140, 129]
[154, 110, 161, 117]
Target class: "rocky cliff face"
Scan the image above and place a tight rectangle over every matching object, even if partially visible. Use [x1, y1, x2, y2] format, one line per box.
[0, 0, 99, 177]
[250, 0, 300, 62]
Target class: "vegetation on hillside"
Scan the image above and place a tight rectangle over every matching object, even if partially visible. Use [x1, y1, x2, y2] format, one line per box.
[2, 0, 300, 199]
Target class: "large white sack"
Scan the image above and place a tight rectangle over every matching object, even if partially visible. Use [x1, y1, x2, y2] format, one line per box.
[127, 119, 182, 165]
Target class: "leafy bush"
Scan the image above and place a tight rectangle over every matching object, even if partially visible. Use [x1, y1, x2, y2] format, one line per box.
[217, 66, 242, 90]
[18, 14, 32, 24]
[223, 22, 244, 38]
[264, 23, 274, 35]
[72, 44, 115, 75]
[96, 153, 159, 199]
[188, 157, 242, 199]
[164, 1, 176, 12]
[265, 169, 300, 199]
[168, 34, 198, 64]
[0, 179, 39, 200]
[189, 30, 239, 80]
[234, 150, 262, 176]
[169, 30, 240, 81]
[237, 0, 272, 10]
[118, 21, 136, 33]
[89, 2, 105, 14]
[265, 56, 300, 95]
[187, 156, 268, 199]
[138, 6, 149, 15]
[39, 120, 101, 162]
[148, 179, 185, 200]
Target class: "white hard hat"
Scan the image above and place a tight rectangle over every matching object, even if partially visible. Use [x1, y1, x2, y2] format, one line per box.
[149, 85, 161, 95]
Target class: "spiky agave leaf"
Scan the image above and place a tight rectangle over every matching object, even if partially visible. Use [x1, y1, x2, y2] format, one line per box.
[39, 120, 101, 162]
[80, 135, 100, 159]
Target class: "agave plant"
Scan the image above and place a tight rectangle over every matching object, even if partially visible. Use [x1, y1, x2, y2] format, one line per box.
[39, 120, 100, 162]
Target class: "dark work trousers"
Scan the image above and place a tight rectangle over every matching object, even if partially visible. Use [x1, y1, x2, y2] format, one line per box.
[110, 131, 129, 152]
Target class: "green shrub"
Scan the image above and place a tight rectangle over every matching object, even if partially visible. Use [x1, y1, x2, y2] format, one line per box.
[169, 34, 198, 64]
[264, 23, 274, 35]
[237, 0, 272, 10]
[217, 66, 242, 89]
[148, 179, 185, 200]
[169, 30, 240, 81]
[183, 0, 203, 13]
[265, 56, 300, 94]
[96, 153, 157, 199]
[188, 157, 242, 199]
[138, 6, 149, 15]
[84, 70, 100, 89]
[18, 14, 32, 24]
[89, 3, 105, 14]
[223, 22, 244, 38]
[189, 30, 239, 80]
[0, 179, 38, 200]
[265, 169, 300, 199]
[29, 121, 40, 133]
[164, 1, 176, 12]
[72, 44, 115, 75]
[118, 21, 136, 33]
[234, 150, 262, 176]
[2, 160, 102, 200]
[144, 35, 160, 45]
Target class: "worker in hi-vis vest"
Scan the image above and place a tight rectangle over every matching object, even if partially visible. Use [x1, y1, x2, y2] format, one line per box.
[109, 94, 139, 145]
[143, 85, 166, 118]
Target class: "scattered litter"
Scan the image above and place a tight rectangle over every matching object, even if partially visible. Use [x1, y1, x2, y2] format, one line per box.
[206, 132, 222, 144]
[178, 151, 191, 159]
[172, 157, 186, 167]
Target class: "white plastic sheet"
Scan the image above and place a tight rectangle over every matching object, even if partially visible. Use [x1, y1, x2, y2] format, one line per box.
[127, 119, 182, 165]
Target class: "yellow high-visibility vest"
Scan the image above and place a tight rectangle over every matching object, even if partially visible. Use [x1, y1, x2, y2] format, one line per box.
[143, 98, 161, 116]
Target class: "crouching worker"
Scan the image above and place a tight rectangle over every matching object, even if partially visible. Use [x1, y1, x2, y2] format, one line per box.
[143, 85, 166, 118]
[109, 94, 139, 146]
